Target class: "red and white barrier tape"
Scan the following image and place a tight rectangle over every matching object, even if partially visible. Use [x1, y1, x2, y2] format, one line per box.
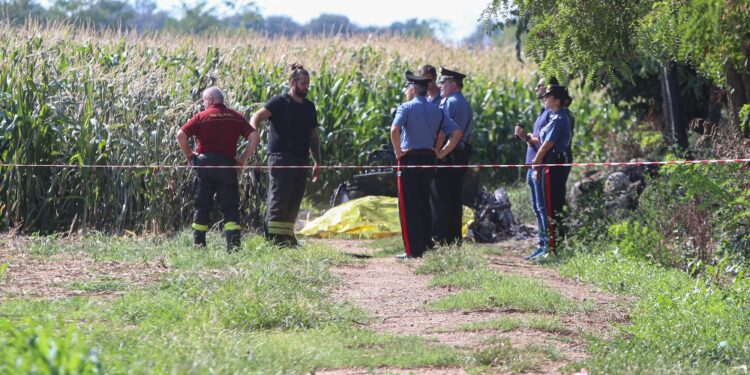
[0, 159, 748, 170]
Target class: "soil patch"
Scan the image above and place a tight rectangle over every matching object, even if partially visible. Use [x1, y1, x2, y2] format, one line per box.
[0, 236, 168, 300]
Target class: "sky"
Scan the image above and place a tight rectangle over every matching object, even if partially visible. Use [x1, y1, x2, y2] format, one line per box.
[155, 0, 491, 42]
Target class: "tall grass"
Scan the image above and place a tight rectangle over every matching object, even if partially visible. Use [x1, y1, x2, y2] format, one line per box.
[0, 20, 627, 233]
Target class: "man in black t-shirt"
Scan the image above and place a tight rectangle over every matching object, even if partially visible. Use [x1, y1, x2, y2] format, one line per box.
[250, 63, 321, 247]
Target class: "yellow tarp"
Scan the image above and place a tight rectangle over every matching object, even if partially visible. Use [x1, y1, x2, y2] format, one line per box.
[300, 195, 473, 239]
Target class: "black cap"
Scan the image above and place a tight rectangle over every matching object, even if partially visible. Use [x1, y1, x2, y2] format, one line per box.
[542, 84, 567, 99]
[405, 70, 430, 89]
[439, 66, 467, 83]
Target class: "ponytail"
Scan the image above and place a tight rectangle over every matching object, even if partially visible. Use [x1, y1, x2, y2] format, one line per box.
[289, 62, 309, 82]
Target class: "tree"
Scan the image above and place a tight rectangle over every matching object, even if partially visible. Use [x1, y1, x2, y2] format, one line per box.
[165, 0, 218, 34]
[305, 14, 356, 35]
[482, 0, 750, 147]
[262, 16, 302, 37]
[222, 1, 263, 30]
[675, 0, 750, 138]
[464, 23, 514, 48]
[387, 18, 436, 39]
[130, 0, 170, 31]
[0, 0, 47, 23]
[48, 0, 135, 29]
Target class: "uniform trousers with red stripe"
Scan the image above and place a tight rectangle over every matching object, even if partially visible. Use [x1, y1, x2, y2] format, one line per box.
[397, 151, 436, 258]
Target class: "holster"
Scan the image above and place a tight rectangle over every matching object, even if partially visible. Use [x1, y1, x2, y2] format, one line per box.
[543, 150, 569, 164]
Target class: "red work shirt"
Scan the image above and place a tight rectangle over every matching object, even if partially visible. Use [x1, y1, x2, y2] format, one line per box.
[180, 104, 254, 160]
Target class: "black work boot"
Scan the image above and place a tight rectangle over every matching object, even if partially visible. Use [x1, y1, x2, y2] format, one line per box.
[226, 230, 241, 252]
[193, 230, 207, 248]
[285, 235, 299, 248]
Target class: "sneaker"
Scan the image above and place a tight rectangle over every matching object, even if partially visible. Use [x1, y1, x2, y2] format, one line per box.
[525, 247, 545, 260]
[530, 248, 549, 260]
[395, 252, 412, 260]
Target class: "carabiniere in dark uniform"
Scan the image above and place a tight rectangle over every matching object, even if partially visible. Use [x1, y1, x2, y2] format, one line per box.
[430, 67, 474, 246]
[391, 71, 463, 259]
[531, 84, 573, 252]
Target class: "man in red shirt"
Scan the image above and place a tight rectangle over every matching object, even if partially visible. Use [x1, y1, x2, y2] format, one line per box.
[176, 87, 260, 251]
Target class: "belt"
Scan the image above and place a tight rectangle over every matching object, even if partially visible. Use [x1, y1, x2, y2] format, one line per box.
[408, 149, 435, 156]
[197, 152, 235, 165]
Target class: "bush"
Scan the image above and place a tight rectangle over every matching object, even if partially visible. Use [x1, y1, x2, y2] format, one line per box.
[651, 160, 749, 268]
[740, 104, 750, 135]
[607, 220, 668, 264]
[566, 158, 749, 272]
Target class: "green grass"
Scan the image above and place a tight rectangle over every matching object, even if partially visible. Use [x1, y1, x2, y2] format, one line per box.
[87, 324, 462, 374]
[430, 272, 583, 313]
[16, 228, 749, 373]
[559, 251, 750, 374]
[0, 232, 466, 373]
[461, 315, 569, 335]
[0, 318, 102, 374]
[23, 231, 300, 269]
[506, 182, 536, 226]
[417, 246, 585, 313]
[474, 243, 507, 256]
[0, 262, 7, 285]
[416, 244, 487, 276]
[471, 336, 563, 373]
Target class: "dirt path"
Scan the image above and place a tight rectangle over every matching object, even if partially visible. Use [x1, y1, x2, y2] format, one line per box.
[320, 238, 629, 375]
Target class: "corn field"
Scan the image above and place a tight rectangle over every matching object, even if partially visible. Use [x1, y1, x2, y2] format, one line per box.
[0, 21, 627, 233]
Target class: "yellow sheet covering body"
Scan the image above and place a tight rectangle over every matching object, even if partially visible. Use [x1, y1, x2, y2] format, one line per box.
[300, 196, 473, 239]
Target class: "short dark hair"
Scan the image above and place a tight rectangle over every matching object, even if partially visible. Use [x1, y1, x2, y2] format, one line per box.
[548, 76, 559, 85]
[414, 84, 428, 96]
[289, 62, 309, 82]
[419, 64, 437, 79]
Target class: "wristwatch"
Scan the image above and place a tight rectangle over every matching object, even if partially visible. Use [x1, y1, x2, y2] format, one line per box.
[525, 134, 532, 142]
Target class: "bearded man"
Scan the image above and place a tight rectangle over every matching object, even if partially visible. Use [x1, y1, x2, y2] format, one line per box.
[249, 63, 321, 247]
